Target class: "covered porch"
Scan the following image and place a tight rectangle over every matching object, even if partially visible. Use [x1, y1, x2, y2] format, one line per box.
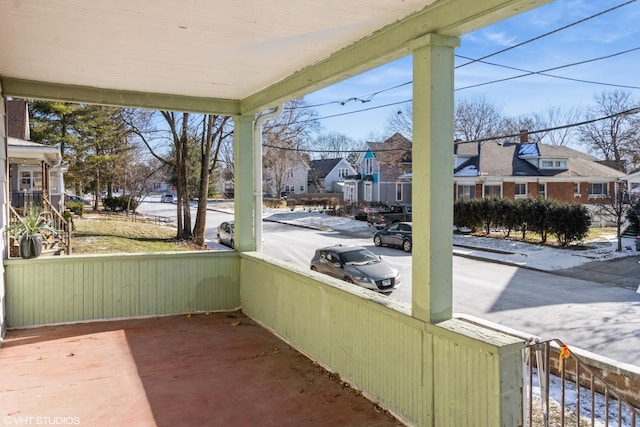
[1, 1, 553, 425]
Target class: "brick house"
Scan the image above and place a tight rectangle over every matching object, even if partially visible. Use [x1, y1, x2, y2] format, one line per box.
[454, 136, 625, 204]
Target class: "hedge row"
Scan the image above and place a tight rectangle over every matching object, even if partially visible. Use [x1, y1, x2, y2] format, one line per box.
[454, 197, 591, 247]
[102, 195, 139, 212]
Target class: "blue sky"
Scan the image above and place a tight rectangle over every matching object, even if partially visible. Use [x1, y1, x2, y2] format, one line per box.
[304, 0, 640, 142]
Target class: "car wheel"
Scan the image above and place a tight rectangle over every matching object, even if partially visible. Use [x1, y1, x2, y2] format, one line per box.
[230, 239, 234, 249]
[344, 277, 355, 284]
[373, 235, 382, 247]
[311, 266, 318, 272]
[403, 239, 412, 252]
[217, 235, 222, 244]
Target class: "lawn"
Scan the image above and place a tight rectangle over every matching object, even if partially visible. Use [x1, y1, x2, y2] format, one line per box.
[71, 212, 202, 254]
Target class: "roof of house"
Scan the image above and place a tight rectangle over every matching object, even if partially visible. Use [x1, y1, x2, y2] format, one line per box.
[8, 137, 62, 165]
[454, 141, 625, 179]
[308, 158, 345, 181]
[366, 133, 412, 165]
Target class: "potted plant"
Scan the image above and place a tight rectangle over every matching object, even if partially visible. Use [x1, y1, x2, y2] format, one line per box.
[11, 207, 56, 259]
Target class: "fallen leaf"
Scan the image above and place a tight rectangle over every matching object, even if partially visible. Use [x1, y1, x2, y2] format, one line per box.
[230, 321, 241, 326]
[186, 313, 192, 318]
[67, 353, 75, 357]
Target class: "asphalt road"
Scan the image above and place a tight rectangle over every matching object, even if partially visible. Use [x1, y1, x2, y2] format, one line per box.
[137, 197, 640, 366]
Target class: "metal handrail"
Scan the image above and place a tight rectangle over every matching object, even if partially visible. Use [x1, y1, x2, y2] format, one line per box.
[524, 337, 639, 427]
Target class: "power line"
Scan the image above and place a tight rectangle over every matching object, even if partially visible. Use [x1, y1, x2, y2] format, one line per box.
[289, 1, 638, 117]
[265, 106, 640, 153]
[456, 46, 640, 91]
[456, 0, 637, 68]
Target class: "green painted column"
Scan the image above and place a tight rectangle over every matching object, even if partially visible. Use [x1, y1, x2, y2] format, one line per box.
[410, 34, 459, 323]
[233, 114, 256, 252]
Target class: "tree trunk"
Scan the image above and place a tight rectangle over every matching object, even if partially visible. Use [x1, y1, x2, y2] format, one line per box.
[178, 113, 192, 238]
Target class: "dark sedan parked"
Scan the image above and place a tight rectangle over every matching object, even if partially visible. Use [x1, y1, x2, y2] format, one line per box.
[373, 221, 412, 252]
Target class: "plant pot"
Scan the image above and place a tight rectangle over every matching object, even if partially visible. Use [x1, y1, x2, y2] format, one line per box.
[19, 235, 43, 259]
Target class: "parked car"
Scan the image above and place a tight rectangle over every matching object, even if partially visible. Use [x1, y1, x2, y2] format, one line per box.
[373, 222, 412, 252]
[217, 221, 235, 248]
[65, 194, 91, 206]
[309, 245, 400, 294]
[367, 204, 412, 229]
[160, 194, 174, 203]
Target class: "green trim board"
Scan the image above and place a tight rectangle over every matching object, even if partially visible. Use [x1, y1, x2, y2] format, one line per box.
[1, 78, 241, 115]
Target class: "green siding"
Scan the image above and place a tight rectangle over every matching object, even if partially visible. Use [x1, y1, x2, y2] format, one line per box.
[240, 253, 524, 426]
[4, 251, 240, 328]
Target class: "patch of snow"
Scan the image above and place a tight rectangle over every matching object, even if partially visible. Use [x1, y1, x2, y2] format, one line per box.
[454, 165, 478, 176]
[519, 143, 539, 157]
[261, 207, 638, 272]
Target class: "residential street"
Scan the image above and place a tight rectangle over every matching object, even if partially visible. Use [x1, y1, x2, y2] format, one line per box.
[137, 197, 640, 367]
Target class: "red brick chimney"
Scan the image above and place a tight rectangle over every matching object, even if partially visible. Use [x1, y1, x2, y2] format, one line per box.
[519, 129, 529, 143]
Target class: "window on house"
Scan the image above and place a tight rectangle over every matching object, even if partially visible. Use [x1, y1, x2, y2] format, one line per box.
[300, 186, 304, 191]
[573, 182, 580, 195]
[33, 171, 43, 191]
[538, 183, 546, 198]
[541, 159, 568, 169]
[514, 183, 527, 198]
[588, 183, 608, 197]
[338, 168, 349, 178]
[396, 183, 402, 201]
[483, 184, 501, 198]
[456, 184, 476, 200]
[19, 171, 31, 191]
[365, 158, 373, 175]
[287, 171, 294, 178]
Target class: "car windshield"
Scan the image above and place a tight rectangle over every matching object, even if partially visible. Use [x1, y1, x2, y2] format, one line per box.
[339, 249, 379, 265]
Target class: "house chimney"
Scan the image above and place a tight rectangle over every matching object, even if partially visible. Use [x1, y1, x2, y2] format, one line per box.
[519, 129, 529, 143]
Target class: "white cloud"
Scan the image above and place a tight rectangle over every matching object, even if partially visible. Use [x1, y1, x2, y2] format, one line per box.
[483, 31, 518, 47]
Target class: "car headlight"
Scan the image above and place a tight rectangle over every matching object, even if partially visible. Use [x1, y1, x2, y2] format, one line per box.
[352, 275, 371, 283]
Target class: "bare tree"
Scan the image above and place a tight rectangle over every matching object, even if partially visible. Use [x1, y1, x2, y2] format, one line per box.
[454, 96, 507, 142]
[192, 114, 233, 246]
[579, 90, 640, 172]
[262, 98, 320, 195]
[533, 106, 581, 147]
[313, 131, 358, 160]
[385, 102, 413, 140]
[594, 182, 629, 252]
[125, 110, 206, 239]
[501, 115, 541, 144]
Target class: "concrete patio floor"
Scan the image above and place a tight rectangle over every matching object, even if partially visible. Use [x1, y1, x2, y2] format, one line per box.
[1, 311, 404, 426]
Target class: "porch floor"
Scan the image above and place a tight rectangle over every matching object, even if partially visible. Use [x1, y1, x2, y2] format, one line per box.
[0, 312, 403, 426]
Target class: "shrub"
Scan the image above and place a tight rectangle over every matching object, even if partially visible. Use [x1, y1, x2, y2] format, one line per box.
[65, 201, 84, 216]
[102, 195, 139, 212]
[453, 197, 592, 247]
[549, 203, 591, 247]
[102, 196, 118, 211]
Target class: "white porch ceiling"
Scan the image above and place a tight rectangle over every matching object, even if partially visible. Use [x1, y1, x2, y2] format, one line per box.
[0, 0, 553, 114]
